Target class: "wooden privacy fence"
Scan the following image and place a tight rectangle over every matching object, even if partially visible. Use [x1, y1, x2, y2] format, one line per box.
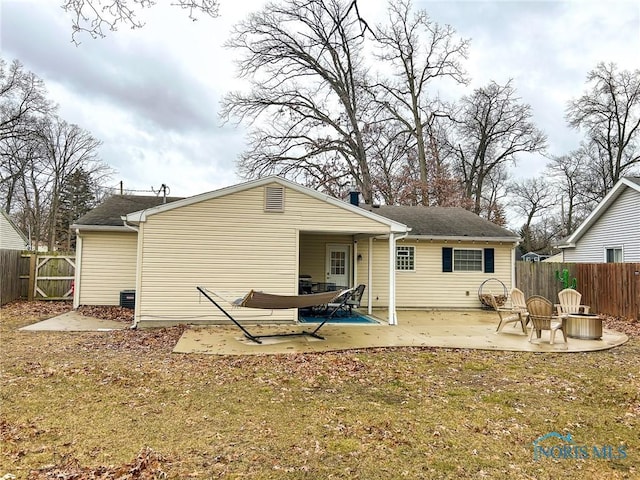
[1, 252, 76, 304]
[30, 254, 76, 300]
[516, 262, 640, 320]
[1, 249, 23, 305]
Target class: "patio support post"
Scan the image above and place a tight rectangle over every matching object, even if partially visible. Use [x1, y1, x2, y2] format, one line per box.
[353, 240, 358, 287]
[368, 237, 373, 315]
[388, 233, 397, 325]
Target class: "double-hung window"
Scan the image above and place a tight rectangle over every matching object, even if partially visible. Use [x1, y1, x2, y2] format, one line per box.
[453, 249, 483, 272]
[396, 246, 415, 271]
[442, 247, 494, 273]
[605, 247, 623, 263]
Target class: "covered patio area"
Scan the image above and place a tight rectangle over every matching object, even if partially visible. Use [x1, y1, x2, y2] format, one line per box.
[172, 309, 628, 355]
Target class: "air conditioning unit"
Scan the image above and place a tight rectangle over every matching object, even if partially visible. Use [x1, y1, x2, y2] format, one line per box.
[119, 290, 135, 309]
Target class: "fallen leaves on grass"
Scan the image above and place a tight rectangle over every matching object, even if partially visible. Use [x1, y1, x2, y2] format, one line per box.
[27, 447, 171, 480]
[79, 325, 188, 354]
[603, 315, 640, 337]
[77, 305, 134, 323]
[0, 300, 71, 320]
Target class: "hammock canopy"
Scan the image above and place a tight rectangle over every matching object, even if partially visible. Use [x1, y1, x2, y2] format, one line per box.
[235, 289, 348, 310]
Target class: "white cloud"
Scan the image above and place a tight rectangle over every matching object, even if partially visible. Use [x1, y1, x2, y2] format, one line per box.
[2, 0, 639, 199]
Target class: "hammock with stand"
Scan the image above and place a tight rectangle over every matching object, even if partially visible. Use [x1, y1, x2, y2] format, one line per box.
[196, 286, 353, 344]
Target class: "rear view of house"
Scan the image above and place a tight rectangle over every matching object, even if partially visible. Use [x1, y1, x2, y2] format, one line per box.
[72, 176, 519, 328]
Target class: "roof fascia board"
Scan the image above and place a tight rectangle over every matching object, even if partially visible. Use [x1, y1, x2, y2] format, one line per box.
[71, 224, 133, 232]
[124, 176, 409, 233]
[564, 178, 639, 245]
[405, 234, 520, 243]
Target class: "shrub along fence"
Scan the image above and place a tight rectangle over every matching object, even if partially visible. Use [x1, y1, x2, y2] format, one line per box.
[516, 261, 640, 320]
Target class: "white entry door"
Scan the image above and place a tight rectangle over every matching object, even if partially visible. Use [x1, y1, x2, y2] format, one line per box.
[326, 244, 350, 289]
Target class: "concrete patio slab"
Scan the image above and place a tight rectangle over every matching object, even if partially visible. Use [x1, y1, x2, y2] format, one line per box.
[19, 311, 128, 331]
[173, 309, 629, 355]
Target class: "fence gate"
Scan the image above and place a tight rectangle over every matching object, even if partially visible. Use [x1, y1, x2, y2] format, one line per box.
[34, 255, 75, 300]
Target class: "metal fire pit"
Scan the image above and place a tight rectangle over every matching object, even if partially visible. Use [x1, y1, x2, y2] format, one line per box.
[564, 314, 603, 340]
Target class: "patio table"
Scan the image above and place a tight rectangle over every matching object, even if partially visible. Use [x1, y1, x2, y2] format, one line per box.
[564, 313, 603, 340]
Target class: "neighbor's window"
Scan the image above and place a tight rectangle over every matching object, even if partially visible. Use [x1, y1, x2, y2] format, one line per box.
[453, 249, 483, 272]
[396, 246, 415, 271]
[605, 247, 623, 263]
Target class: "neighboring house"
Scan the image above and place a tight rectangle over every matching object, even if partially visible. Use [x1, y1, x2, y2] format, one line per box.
[72, 176, 520, 327]
[0, 208, 28, 250]
[558, 177, 640, 263]
[521, 252, 550, 262]
[542, 252, 563, 263]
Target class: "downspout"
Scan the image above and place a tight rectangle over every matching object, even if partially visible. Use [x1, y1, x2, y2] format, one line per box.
[123, 220, 140, 329]
[73, 229, 82, 309]
[512, 240, 520, 295]
[388, 231, 409, 325]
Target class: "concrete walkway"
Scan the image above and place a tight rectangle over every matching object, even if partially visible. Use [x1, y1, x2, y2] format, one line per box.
[19, 310, 128, 331]
[172, 309, 628, 355]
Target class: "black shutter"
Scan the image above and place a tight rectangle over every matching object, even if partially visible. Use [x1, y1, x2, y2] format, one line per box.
[484, 248, 495, 273]
[442, 247, 453, 272]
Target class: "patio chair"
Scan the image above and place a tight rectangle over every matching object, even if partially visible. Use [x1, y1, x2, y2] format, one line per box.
[327, 284, 366, 317]
[488, 293, 527, 334]
[510, 287, 528, 313]
[526, 295, 567, 345]
[556, 288, 590, 317]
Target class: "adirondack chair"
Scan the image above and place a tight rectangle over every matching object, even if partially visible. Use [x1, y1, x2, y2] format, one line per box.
[488, 294, 528, 334]
[509, 287, 529, 324]
[556, 288, 590, 317]
[526, 295, 567, 345]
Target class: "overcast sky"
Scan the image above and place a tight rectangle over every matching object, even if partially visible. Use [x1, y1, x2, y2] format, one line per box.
[2, 0, 639, 203]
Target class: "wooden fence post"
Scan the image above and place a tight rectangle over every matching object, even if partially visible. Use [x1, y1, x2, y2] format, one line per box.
[28, 253, 36, 301]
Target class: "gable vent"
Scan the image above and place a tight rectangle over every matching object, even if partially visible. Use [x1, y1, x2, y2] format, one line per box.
[264, 185, 285, 212]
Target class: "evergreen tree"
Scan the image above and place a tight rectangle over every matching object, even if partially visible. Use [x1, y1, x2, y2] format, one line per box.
[56, 168, 96, 250]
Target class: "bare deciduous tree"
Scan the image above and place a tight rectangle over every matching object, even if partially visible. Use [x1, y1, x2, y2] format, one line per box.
[37, 117, 105, 250]
[222, 0, 377, 202]
[61, 0, 219, 43]
[1, 58, 55, 215]
[452, 80, 547, 217]
[508, 177, 554, 252]
[0, 59, 54, 141]
[545, 152, 595, 236]
[372, 0, 468, 205]
[566, 63, 640, 194]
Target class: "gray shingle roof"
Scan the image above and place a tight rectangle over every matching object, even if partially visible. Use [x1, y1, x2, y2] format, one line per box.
[73, 195, 184, 226]
[75, 193, 518, 240]
[362, 205, 518, 238]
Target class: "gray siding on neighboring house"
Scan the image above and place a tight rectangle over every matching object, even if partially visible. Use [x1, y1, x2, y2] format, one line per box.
[0, 211, 28, 250]
[564, 187, 640, 262]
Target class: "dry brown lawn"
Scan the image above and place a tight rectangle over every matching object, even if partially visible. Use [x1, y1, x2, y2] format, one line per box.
[1, 300, 638, 479]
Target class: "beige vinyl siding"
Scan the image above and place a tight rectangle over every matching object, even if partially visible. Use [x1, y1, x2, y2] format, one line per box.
[285, 187, 393, 233]
[77, 231, 137, 305]
[136, 184, 393, 326]
[564, 188, 640, 262]
[357, 239, 514, 309]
